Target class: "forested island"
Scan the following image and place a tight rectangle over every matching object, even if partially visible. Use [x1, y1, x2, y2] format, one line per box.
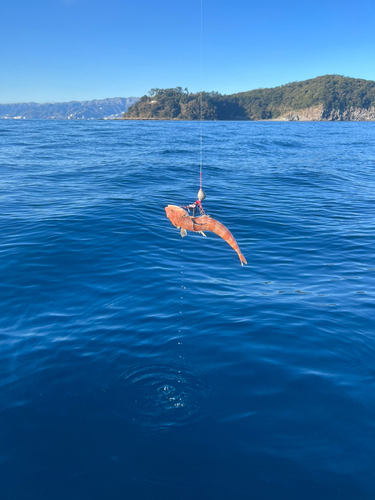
[123, 75, 375, 121]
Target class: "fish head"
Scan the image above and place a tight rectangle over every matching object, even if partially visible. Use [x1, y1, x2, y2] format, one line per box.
[165, 205, 188, 227]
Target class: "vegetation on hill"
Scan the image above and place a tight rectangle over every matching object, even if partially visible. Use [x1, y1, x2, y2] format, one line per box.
[124, 87, 246, 120]
[233, 75, 375, 119]
[123, 76, 375, 120]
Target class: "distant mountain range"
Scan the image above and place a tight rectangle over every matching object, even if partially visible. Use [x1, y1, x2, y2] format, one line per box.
[0, 97, 139, 120]
[124, 76, 375, 121]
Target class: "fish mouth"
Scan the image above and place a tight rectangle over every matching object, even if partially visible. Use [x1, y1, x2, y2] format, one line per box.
[165, 208, 174, 222]
[165, 205, 186, 221]
[165, 205, 178, 217]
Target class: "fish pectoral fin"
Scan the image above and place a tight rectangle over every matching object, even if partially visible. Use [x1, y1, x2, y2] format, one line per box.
[180, 228, 187, 237]
[199, 231, 206, 237]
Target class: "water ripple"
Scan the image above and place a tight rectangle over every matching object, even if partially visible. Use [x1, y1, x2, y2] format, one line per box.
[104, 363, 215, 434]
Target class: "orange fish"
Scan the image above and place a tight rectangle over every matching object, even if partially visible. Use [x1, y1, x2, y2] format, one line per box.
[165, 205, 247, 266]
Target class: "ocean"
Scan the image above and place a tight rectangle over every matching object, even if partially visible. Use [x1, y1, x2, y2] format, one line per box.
[0, 120, 374, 499]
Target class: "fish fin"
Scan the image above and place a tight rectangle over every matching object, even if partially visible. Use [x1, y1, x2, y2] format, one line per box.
[180, 228, 187, 237]
[199, 231, 206, 237]
[239, 254, 247, 266]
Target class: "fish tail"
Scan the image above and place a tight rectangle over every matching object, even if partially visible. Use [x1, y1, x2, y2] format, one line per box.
[238, 252, 247, 266]
[205, 218, 247, 265]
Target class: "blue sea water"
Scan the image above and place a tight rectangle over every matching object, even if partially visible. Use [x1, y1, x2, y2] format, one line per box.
[0, 120, 375, 499]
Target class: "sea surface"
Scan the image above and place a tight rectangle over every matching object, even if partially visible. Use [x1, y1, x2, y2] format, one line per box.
[0, 120, 374, 499]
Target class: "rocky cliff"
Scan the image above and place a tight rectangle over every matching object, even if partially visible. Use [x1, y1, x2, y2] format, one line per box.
[275, 105, 375, 121]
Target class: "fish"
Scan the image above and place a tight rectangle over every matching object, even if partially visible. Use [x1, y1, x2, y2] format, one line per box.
[165, 205, 247, 266]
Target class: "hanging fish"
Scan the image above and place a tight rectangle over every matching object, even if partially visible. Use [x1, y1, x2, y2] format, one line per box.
[165, 205, 247, 266]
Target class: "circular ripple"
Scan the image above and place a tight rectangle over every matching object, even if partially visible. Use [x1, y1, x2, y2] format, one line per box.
[105, 363, 214, 433]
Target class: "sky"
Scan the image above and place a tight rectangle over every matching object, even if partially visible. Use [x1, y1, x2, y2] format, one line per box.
[1, 0, 375, 103]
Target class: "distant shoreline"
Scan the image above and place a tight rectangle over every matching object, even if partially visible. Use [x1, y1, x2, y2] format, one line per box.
[3, 117, 375, 122]
[0, 97, 139, 121]
[4, 75, 375, 121]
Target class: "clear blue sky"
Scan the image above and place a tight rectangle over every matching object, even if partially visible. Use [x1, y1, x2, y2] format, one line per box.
[1, 0, 374, 103]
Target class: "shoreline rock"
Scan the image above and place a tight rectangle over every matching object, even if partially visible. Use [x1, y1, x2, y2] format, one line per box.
[274, 105, 375, 121]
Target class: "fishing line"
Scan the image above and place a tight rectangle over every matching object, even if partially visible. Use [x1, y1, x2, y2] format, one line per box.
[200, 0, 203, 191]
